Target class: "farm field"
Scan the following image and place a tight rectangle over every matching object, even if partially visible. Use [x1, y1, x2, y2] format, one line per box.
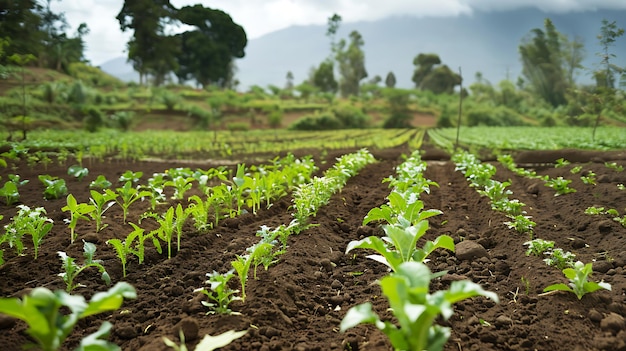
[0, 134, 625, 351]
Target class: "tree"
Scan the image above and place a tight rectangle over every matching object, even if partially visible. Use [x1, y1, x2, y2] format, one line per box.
[175, 5, 246, 88]
[0, 0, 43, 62]
[311, 60, 338, 94]
[412, 53, 441, 88]
[519, 18, 578, 107]
[326, 14, 342, 57]
[336, 30, 368, 97]
[285, 71, 294, 91]
[412, 53, 460, 94]
[117, 0, 178, 85]
[385, 71, 396, 88]
[595, 19, 624, 88]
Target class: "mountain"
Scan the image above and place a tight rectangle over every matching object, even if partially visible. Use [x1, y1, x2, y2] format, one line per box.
[99, 8, 626, 90]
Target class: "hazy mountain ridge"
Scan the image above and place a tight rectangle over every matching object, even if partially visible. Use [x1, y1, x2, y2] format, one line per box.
[99, 8, 626, 90]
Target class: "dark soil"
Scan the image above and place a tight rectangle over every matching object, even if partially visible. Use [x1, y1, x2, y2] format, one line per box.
[1, 143, 625, 351]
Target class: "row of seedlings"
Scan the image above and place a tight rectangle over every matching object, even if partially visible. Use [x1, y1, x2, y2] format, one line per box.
[454, 151, 610, 300]
[195, 149, 377, 314]
[340, 150, 499, 351]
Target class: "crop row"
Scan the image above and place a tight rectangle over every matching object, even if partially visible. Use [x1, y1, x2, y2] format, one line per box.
[452, 150, 611, 300]
[339, 150, 498, 351]
[0, 128, 422, 162]
[428, 126, 626, 151]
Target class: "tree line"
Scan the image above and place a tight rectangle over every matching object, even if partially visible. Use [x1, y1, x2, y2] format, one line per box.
[0, 0, 246, 89]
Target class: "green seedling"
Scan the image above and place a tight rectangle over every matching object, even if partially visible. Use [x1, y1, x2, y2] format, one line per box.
[617, 184, 625, 190]
[477, 180, 512, 203]
[544, 261, 611, 299]
[163, 329, 247, 351]
[570, 166, 583, 174]
[8, 174, 29, 187]
[0, 282, 136, 351]
[89, 174, 112, 189]
[580, 171, 596, 185]
[174, 203, 190, 253]
[231, 241, 274, 302]
[492, 198, 526, 216]
[61, 194, 95, 244]
[115, 181, 151, 223]
[605, 162, 624, 172]
[504, 215, 536, 236]
[340, 261, 498, 351]
[194, 269, 241, 315]
[349, 198, 452, 272]
[58, 241, 110, 292]
[153, 206, 176, 259]
[544, 248, 576, 270]
[187, 195, 212, 231]
[544, 177, 576, 196]
[584, 206, 605, 215]
[88, 189, 118, 232]
[67, 164, 89, 181]
[3, 205, 53, 259]
[0, 181, 20, 205]
[165, 176, 195, 200]
[38, 175, 68, 200]
[554, 158, 570, 168]
[107, 223, 158, 277]
[523, 238, 555, 256]
[119, 170, 143, 183]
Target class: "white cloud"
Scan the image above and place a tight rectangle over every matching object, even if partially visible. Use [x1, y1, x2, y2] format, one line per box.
[51, 0, 626, 65]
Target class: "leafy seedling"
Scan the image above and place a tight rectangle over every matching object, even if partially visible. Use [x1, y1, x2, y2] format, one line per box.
[194, 269, 241, 315]
[67, 164, 89, 181]
[544, 261, 611, 299]
[0, 282, 136, 351]
[58, 241, 111, 292]
[61, 194, 95, 244]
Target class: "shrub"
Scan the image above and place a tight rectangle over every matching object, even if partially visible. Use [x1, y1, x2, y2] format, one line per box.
[332, 103, 369, 128]
[83, 106, 104, 132]
[227, 122, 249, 132]
[289, 111, 342, 130]
[466, 105, 526, 126]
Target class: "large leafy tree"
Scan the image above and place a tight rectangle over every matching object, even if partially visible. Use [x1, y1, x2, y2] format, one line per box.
[175, 5, 246, 88]
[518, 18, 583, 107]
[412, 53, 461, 94]
[336, 30, 368, 97]
[0, 0, 43, 61]
[117, 0, 178, 85]
[311, 60, 338, 93]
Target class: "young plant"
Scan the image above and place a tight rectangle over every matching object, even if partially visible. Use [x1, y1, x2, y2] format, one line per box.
[544, 177, 576, 196]
[340, 261, 499, 351]
[163, 329, 247, 351]
[544, 248, 576, 270]
[570, 166, 583, 174]
[580, 171, 597, 185]
[119, 170, 143, 183]
[0, 282, 136, 351]
[88, 189, 118, 232]
[67, 164, 89, 181]
[58, 240, 111, 292]
[165, 176, 195, 200]
[61, 194, 95, 244]
[584, 206, 605, 215]
[617, 184, 625, 190]
[554, 158, 570, 168]
[349, 198, 453, 272]
[524, 238, 555, 256]
[187, 195, 212, 231]
[3, 205, 53, 259]
[544, 261, 611, 299]
[153, 206, 176, 259]
[89, 174, 112, 189]
[231, 241, 274, 302]
[504, 215, 536, 236]
[194, 269, 241, 315]
[38, 175, 68, 200]
[0, 180, 20, 205]
[605, 162, 624, 172]
[8, 174, 29, 187]
[107, 223, 156, 277]
[115, 181, 151, 223]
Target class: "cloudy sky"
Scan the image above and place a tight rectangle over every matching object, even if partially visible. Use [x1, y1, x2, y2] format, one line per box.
[53, 0, 626, 66]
